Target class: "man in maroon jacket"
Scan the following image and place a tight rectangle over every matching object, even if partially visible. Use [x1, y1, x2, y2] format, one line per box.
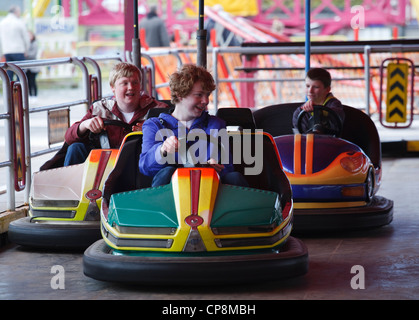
[63, 62, 168, 166]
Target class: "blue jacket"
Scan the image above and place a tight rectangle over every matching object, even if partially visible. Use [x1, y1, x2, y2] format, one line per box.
[139, 111, 234, 178]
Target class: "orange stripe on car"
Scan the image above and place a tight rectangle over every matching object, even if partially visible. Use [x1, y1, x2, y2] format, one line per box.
[294, 134, 301, 174]
[305, 134, 314, 175]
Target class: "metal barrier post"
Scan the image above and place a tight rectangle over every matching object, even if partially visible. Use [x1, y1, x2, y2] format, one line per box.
[140, 53, 157, 97]
[0, 67, 15, 210]
[89, 74, 99, 102]
[10, 81, 26, 192]
[83, 57, 103, 100]
[5, 63, 31, 203]
[71, 57, 91, 108]
[364, 45, 371, 116]
[212, 47, 219, 112]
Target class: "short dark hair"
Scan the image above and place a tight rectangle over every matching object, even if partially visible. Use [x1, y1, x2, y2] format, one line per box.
[306, 68, 331, 88]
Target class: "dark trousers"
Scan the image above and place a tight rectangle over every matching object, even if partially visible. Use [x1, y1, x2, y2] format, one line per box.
[64, 142, 93, 166]
[26, 70, 38, 96]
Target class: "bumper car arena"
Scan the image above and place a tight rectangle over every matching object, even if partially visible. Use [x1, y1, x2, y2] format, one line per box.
[1, 1, 419, 301]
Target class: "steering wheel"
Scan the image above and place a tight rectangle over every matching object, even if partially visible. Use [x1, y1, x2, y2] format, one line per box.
[296, 105, 343, 137]
[177, 134, 229, 168]
[89, 119, 132, 149]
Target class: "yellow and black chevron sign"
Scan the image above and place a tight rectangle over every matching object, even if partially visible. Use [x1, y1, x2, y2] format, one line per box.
[386, 63, 408, 123]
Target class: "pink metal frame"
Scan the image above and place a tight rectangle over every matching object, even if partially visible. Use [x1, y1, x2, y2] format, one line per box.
[66, 0, 408, 36]
[253, 0, 407, 35]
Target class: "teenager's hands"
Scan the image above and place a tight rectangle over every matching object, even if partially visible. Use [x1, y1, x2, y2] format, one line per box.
[207, 158, 224, 173]
[160, 137, 225, 173]
[301, 100, 314, 112]
[78, 116, 105, 135]
[161, 136, 179, 155]
[132, 122, 142, 132]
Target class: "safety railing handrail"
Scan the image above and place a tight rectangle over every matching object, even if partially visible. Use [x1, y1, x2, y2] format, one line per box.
[1, 61, 32, 209]
[0, 54, 122, 210]
[0, 67, 14, 210]
[209, 43, 419, 111]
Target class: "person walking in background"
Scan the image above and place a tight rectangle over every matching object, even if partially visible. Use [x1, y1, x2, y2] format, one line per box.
[0, 6, 30, 81]
[25, 30, 40, 100]
[139, 6, 170, 48]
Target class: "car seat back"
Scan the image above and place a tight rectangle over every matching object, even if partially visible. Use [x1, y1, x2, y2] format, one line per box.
[253, 103, 301, 136]
[145, 106, 172, 119]
[341, 105, 381, 167]
[228, 131, 292, 208]
[216, 107, 256, 130]
[102, 133, 152, 207]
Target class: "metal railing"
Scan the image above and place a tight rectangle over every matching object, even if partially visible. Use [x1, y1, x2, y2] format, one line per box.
[210, 42, 419, 112]
[138, 41, 418, 113]
[0, 55, 122, 210]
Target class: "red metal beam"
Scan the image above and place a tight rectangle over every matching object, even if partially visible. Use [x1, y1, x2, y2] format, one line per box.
[78, 0, 409, 37]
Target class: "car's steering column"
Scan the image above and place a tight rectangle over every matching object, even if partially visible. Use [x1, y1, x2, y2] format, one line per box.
[296, 104, 343, 137]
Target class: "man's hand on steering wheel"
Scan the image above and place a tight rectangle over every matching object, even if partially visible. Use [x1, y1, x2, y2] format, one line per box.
[80, 116, 105, 134]
[162, 134, 228, 172]
[88, 118, 133, 149]
[300, 100, 315, 113]
[297, 104, 343, 137]
[81, 116, 135, 135]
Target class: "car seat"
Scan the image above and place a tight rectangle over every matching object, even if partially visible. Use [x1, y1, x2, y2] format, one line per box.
[253, 103, 301, 136]
[216, 107, 256, 130]
[102, 134, 151, 210]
